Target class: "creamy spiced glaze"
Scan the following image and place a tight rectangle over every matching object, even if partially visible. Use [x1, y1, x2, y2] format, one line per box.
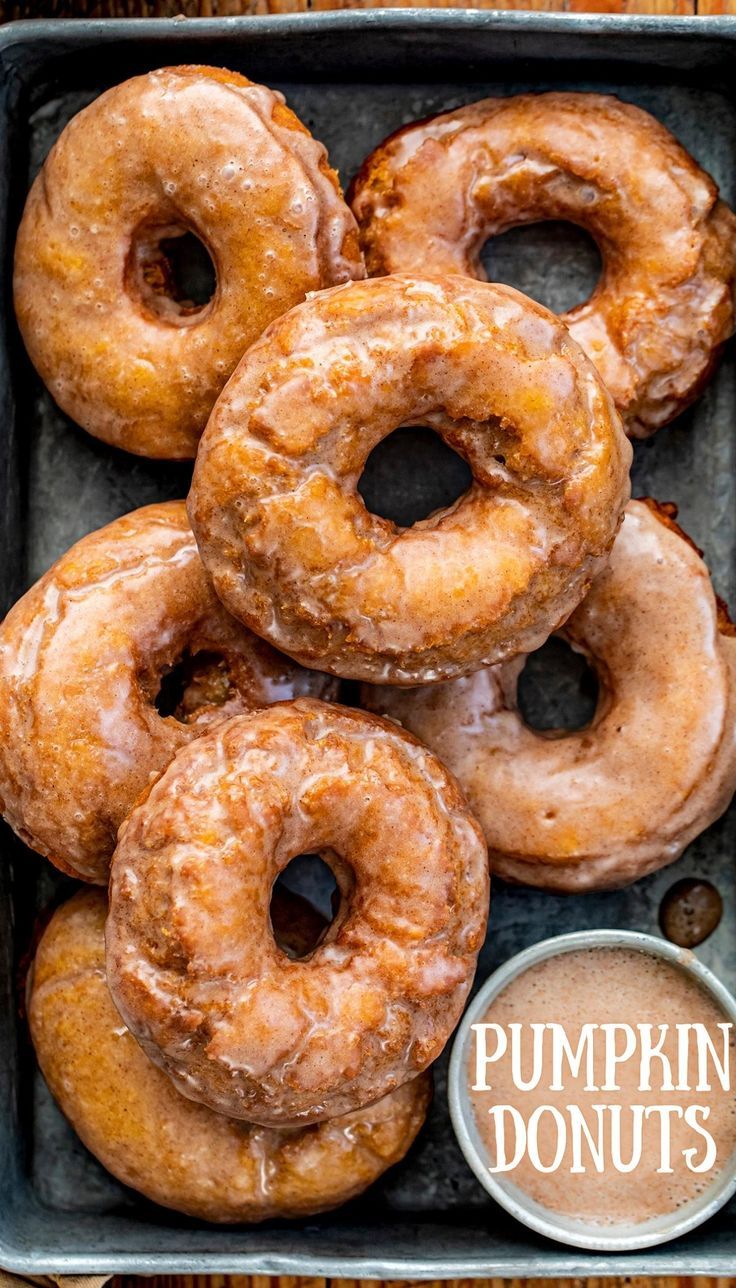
[0, 502, 336, 884]
[188, 274, 631, 685]
[469, 947, 736, 1224]
[363, 500, 736, 892]
[29, 888, 431, 1222]
[14, 66, 364, 458]
[350, 93, 736, 436]
[106, 698, 489, 1125]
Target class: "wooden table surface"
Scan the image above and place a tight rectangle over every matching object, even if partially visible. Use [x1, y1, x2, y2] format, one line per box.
[2, 0, 736, 22]
[108, 1278, 736, 1288]
[109, 1277, 736, 1288]
[6, 0, 735, 1282]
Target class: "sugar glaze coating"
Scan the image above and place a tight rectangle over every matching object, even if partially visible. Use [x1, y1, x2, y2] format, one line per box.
[0, 502, 335, 884]
[106, 698, 489, 1125]
[29, 889, 431, 1222]
[350, 93, 736, 436]
[14, 66, 364, 458]
[363, 500, 736, 892]
[188, 274, 631, 684]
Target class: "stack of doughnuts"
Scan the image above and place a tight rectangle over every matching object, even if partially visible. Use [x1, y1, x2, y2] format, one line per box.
[3, 65, 736, 1222]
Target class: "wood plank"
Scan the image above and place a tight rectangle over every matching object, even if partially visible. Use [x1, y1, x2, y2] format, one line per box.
[0, 0, 702, 18]
[111, 1277, 736, 1288]
[697, 0, 736, 12]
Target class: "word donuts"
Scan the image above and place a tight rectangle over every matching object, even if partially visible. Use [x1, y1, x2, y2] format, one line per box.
[0, 502, 335, 883]
[189, 274, 631, 684]
[363, 500, 736, 892]
[30, 889, 431, 1222]
[106, 699, 489, 1125]
[351, 93, 736, 435]
[14, 66, 364, 458]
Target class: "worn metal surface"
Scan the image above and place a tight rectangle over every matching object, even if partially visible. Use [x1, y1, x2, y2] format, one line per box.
[1, 11, 736, 1277]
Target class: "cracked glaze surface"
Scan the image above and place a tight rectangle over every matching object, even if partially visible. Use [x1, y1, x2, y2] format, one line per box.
[350, 93, 736, 437]
[106, 698, 489, 1125]
[188, 274, 631, 685]
[14, 66, 364, 458]
[363, 500, 736, 893]
[29, 888, 431, 1222]
[0, 501, 335, 884]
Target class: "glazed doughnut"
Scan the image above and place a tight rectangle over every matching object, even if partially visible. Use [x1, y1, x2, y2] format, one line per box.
[29, 888, 431, 1223]
[363, 499, 736, 893]
[188, 273, 631, 685]
[106, 698, 489, 1125]
[0, 502, 335, 884]
[350, 93, 736, 435]
[14, 66, 364, 458]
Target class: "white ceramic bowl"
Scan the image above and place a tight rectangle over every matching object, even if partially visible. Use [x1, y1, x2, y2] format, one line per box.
[448, 929, 736, 1252]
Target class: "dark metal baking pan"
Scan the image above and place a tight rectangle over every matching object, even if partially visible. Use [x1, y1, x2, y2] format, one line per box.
[2, 10, 736, 1277]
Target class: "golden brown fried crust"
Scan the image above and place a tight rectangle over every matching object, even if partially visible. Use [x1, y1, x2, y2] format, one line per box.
[636, 496, 704, 558]
[362, 500, 736, 893]
[189, 273, 631, 684]
[29, 889, 431, 1223]
[637, 496, 735, 634]
[107, 698, 489, 1125]
[717, 598, 736, 638]
[350, 92, 736, 437]
[14, 66, 364, 458]
[0, 502, 336, 883]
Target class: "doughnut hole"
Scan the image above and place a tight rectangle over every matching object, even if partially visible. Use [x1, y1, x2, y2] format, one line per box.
[154, 649, 234, 723]
[127, 223, 217, 324]
[480, 221, 602, 316]
[358, 425, 472, 527]
[271, 853, 343, 959]
[517, 636, 599, 734]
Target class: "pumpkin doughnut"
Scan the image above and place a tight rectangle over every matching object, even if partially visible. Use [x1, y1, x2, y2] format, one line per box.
[0, 502, 335, 885]
[106, 698, 489, 1125]
[362, 499, 736, 893]
[29, 888, 431, 1223]
[188, 273, 631, 685]
[350, 93, 736, 436]
[13, 65, 364, 459]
